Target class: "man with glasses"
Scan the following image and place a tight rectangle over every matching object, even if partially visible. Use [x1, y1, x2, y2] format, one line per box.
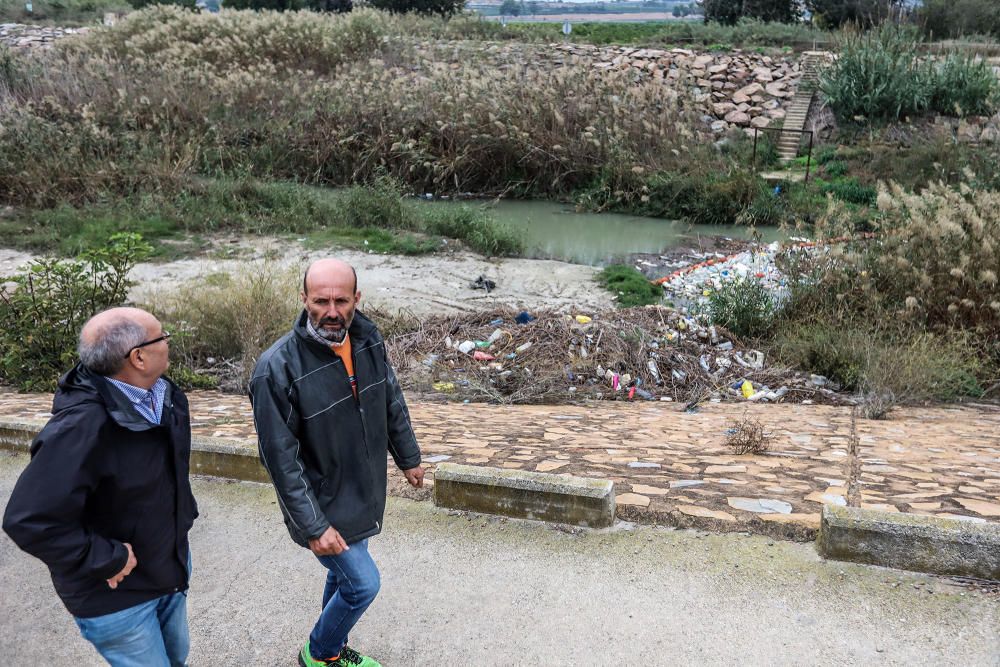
[4, 307, 198, 666]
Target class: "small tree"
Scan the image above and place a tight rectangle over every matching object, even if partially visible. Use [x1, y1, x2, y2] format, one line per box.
[0, 234, 152, 391]
[805, 0, 906, 29]
[499, 0, 521, 15]
[367, 0, 465, 16]
[701, 0, 800, 25]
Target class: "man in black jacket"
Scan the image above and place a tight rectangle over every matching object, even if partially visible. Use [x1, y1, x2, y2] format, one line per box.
[250, 258, 423, 667]
[3, 307, 197, 667]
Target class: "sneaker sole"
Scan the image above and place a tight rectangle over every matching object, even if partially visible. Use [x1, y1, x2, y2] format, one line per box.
[298, 655, 307, 667]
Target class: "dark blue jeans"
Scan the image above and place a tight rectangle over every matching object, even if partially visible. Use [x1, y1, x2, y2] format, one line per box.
[309, 539, 381, 660]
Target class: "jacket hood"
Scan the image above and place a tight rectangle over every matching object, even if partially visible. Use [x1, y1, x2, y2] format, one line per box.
[54, 363, 171, 433]
[292, 309, 379, 353]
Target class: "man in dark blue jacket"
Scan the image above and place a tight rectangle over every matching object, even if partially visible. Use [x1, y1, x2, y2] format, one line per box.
[250, 259, 423, 667]
[3, 307, 198, 667]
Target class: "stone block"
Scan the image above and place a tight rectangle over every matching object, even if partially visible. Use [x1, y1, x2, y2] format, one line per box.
[817, 505, 1000, 580]
[433, 462, 615, 528]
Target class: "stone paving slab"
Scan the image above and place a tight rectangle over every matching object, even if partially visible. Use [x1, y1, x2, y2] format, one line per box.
[2, 390, 998, 539]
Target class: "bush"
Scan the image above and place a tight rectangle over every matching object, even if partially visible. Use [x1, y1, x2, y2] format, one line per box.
[423, 206, 524, 257]
[597, 265, 662, 308]
[772, 318, 983, 402]
[822, 160, 848, 178]
[821, 178, 876, 206]
[143, 263, 301, 391]
[366, 0, 464, 16]
[0, 8, 702, 207]
[866, 182, 1000, 336]
[702, 0, 801, 26]
[335, 177, 416, 230]
[918, 0, 1000, 40]
[705, 276, 777, 339]
[0, 233, 151, 391]
[820, 25, 998, 123]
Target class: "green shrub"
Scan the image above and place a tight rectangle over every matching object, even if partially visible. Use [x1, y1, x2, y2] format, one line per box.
[822, 160, 848, 178]
[423, 205, 524, 257]
[813, 145, 838, 165]
[918, 0, 1000, 40]
[0, 233, 151, 391]
[739, 183, 787, 227]
[772, 318, 983, 402]
[597, 265, 662, 308]
[929, 53, 1000, 117]
[705, 276, 777, 339]
[334, 178, 416, 230]
[820, 25, 998, 123]
[821, 178, 876, 206]
[366, 0, 464, 16]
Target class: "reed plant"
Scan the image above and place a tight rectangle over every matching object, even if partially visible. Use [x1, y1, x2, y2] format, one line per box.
[820, 25, 998, 123]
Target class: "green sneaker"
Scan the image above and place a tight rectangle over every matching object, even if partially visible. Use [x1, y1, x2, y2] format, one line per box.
[335, 646, 382, 667]
[299, 641, 335, 667]
[298, 641, 381, 667]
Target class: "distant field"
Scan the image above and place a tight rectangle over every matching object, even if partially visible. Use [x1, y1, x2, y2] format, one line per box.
[484, 13, 686, 22]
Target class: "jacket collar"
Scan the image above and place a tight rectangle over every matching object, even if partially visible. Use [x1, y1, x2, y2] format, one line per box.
[55, 363, 175, 433]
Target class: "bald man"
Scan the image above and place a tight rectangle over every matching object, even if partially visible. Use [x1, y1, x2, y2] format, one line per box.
[3, 307, 197, 667]
[250, 259, 423, 667]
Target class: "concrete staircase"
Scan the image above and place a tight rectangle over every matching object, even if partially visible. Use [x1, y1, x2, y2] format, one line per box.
[776, 52, 829, 163]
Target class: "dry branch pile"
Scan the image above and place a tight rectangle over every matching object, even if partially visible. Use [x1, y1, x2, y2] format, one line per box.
[374, 305, 845, 405]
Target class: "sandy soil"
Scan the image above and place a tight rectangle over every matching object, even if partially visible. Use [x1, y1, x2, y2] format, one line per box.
[2, 243, 610, 316]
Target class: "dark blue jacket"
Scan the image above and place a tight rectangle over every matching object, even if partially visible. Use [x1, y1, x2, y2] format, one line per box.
[2, 364, 198, 618]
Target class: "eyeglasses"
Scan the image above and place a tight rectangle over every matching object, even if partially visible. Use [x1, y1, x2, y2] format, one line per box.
[125, 331, 171, 358]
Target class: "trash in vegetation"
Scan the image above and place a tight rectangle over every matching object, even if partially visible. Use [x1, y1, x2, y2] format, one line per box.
[378, 305, 848, 406]
[469, 275, 497, 293]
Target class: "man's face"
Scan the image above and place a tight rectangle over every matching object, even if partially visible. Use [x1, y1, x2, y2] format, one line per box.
[302, 283, 360, 344]
[137, 315, 170, 377]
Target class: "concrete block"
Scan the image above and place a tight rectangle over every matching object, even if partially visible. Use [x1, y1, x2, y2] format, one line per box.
[189, 437, 270, 484]
[0, 420, 39, 452]
[0, 419, 268, 484]
[433, 462, 615, 528]
[818, 505, 1000, 580]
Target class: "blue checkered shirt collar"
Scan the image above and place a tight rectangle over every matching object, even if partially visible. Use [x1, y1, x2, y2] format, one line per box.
[105, 377, 168, 425]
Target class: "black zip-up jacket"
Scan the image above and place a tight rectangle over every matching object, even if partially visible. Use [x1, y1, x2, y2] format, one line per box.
[2, 364, 198, 618]
[249, 310, 421, 548]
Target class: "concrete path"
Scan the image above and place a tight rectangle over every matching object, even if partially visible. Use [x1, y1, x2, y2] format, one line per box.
[1, 452, 997, 666]
[2, 391, 999, 539]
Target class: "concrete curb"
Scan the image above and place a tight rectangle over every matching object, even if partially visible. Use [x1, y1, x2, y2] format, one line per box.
[818, 505, 1000, 580]
[0, 419, 270, 484]
[432, 462, 616, 528]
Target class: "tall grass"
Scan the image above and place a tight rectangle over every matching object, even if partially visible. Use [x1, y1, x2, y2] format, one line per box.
[0, 7, 704, 209]
[820, 25, 999, 122]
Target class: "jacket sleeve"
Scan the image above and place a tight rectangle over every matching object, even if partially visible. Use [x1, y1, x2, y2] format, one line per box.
[248, 373, 330, 541]
[384, 347, 421, 470]
[2, 413, 129, 581]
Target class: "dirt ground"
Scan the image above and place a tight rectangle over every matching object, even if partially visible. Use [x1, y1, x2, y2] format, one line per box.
[1, 243, 611, 316]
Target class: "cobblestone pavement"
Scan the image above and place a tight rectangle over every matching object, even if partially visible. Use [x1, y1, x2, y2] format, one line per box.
[2, 390, 998, 538]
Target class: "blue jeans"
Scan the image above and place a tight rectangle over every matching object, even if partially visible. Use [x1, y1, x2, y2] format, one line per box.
[74, 591, 189, 666]
[309, 539, 381, 660]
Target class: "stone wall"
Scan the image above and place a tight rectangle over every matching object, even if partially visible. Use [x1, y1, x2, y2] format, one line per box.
[555, 44, 805, 133]
[0, 23, 89, 49]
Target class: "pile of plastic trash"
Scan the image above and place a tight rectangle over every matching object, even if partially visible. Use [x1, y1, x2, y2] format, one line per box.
[394, 306, 843, 406]
[657, 241, 790, 308]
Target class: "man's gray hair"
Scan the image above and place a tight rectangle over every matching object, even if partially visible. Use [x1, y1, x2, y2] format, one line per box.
[78, 317, 148, 376]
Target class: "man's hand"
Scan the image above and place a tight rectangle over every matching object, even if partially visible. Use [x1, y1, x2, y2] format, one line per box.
[107, 542, 137, 589]
[308, 526, 350, 556]
[403, 466, 425, 488]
